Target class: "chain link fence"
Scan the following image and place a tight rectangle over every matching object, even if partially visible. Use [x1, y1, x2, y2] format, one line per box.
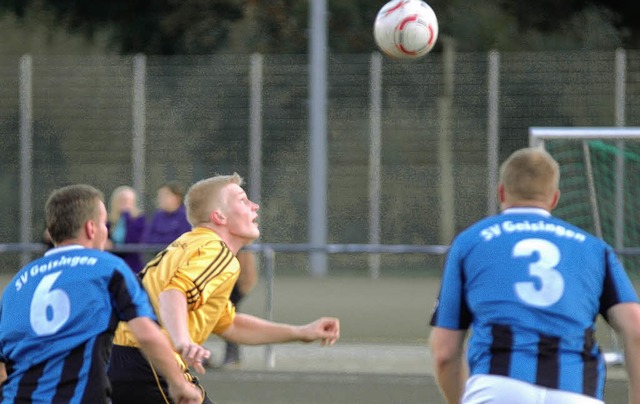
[2, 50, 640, 274]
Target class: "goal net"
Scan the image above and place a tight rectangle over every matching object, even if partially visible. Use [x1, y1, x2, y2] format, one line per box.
[529, 127, 640, 364]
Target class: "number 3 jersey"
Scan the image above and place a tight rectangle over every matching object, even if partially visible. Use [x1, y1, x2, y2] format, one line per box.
[0, 245, 156, 403]
[430, 207, 639, 399]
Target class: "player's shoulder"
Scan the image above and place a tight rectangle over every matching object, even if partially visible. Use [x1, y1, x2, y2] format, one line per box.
[177, 228, 229, 251]
[48, 247, 130, 273]
[454, 214, 501, 242]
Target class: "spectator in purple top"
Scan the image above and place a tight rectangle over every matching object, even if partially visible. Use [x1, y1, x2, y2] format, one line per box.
[107, 185, 146, 273]
[143, 181, 192, 249]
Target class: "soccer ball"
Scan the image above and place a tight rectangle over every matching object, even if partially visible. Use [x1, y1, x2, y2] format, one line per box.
[373, 0, 439, 60]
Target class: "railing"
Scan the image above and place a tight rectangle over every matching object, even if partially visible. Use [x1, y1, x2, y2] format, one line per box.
[2, 242, 632, 367]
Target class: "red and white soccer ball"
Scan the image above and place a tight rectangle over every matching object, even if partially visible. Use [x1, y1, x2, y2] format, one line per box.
[374, 0, 439, 60]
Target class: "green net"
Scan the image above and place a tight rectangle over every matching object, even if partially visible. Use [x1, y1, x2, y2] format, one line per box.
[546, 140, 640, 276]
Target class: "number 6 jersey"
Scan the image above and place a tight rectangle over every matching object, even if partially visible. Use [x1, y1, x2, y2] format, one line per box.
[430, 207, 640, 400]
[0, 245, 156, 403]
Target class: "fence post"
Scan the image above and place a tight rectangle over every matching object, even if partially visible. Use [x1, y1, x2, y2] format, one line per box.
[19, 54, 33, 267]
[308, 0, 328, 277]
[487, 50, 500, 216]
[249, 53, 264, 205]
[132, 54, 147, 207]
[263, 246, 276, 368]
[368, 52, 383, 279]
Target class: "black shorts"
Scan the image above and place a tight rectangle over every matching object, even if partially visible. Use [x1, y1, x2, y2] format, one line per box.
[108, 345, 213, 404]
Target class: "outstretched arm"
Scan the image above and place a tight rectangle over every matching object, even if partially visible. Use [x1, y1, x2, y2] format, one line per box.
[429, 326, 468, 404]
[127, 317, 202, 404]
[607, 302, 640, 404]
[158, 289, 211, 373]
[220, 313, 340, 346]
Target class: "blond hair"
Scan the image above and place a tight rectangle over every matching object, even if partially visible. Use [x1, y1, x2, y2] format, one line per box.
[108, 185, 140, 224]
[185, 173, 244, 226]
[499, 147, 560, 203]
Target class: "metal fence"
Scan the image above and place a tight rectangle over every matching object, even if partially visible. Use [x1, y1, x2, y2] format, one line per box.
[2, 50, 640, 275]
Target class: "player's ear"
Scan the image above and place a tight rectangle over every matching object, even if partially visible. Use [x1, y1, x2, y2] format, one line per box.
[211, 209, 226, 225]
[497, 183, 506, 204]
[85, 219, 96, 240]
[549, 190, 560, 210]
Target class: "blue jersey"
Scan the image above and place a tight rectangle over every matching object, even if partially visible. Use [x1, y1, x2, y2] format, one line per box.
[430, 207, 639, 400]
[0, 245, 157, 403]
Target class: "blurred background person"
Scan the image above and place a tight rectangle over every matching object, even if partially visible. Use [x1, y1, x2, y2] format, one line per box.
[107, 185, 146, 273]
[143, 181, 191, 249]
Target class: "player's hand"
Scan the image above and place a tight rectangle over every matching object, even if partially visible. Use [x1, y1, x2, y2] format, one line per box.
[300, 317, 340, 345]
[176, 341, 211, 374]
[168, 380, 203, 404]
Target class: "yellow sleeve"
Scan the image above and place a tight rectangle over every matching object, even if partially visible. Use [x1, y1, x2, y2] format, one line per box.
[211, 301, 237, 334]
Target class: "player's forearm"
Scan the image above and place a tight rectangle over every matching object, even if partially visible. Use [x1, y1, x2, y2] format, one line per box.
[434, 359, 467, 404]
[624, 339, 640, 404]
[138, 332, 185, 382]
[127, 318, 185, 385]
[222, 313, 304, 345]
[158, 289, 192, 349]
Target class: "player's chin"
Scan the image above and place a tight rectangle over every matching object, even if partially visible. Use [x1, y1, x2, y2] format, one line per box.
[244, 228, 260, 241]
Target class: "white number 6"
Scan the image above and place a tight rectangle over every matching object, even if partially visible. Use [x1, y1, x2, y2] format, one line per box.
[30, 271, 71, 336]
[513, 238, 564, 307]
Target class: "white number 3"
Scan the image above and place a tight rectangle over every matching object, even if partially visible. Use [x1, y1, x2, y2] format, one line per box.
[513, 238, 564, 307]
[30, 271, 71, 336]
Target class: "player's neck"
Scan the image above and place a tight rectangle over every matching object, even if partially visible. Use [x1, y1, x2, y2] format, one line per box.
[196, 224, 244, 254]
[501, 201, 551, 211]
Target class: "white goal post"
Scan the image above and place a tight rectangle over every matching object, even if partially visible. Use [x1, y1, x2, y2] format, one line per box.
[529, 126, 640, 366]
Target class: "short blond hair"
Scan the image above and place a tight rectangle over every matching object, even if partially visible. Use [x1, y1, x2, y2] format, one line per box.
[499, 147, 559, 202]
[185, 173, 244, 226]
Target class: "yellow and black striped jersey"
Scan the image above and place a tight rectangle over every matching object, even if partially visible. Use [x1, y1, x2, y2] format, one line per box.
[113, 227, 239, 366]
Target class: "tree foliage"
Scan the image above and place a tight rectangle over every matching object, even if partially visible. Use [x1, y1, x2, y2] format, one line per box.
[2, 0, 245, 54]
[1, 0, 639, 54]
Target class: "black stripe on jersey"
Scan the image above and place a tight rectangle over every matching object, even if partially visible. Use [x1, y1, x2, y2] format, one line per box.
[599, 249, 620, 321]
[185, 242, 234, 305]
[15, 360, 46, 401]
[138, 249, 169, 281]
[109, 269, 142, 322]
[459, 270, 472, 329]
[489, 324, 513, 376]
[536, 334, 559, 389]
[581, 328, 599, 397]
[52, 343, 85, 402]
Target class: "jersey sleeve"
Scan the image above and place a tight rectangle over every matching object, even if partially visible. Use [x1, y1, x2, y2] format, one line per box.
[599, 246, 640, 319]
[430, 238, 472, 330]
[0, 303, 5, 362]
[109, 263, 157, 322]
[211, 301, 236, 334]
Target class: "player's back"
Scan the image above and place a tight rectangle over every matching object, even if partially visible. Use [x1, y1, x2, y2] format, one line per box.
[0, 245, 146, 403]
[442, 207, 638, 396]
[464, 208, 605, 342]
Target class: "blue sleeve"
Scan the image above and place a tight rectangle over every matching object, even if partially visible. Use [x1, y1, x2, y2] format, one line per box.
[109, 264, 157, 322]
[0, 304, 4, 362]
[599, 246, 639, 318]
[430, 239, 472, 329]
